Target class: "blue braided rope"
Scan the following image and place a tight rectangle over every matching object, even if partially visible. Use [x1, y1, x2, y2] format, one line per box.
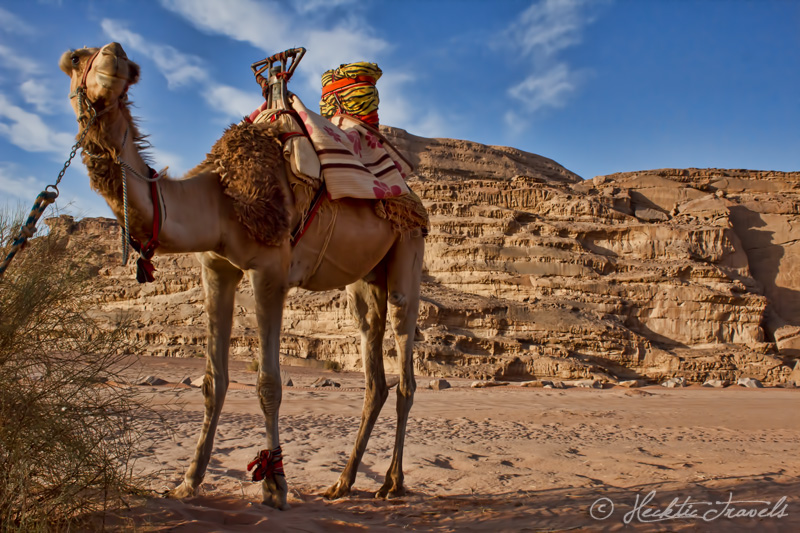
[0, 191, 58, 278]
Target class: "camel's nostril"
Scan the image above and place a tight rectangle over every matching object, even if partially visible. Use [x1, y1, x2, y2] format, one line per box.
[103, 42, 127, 58]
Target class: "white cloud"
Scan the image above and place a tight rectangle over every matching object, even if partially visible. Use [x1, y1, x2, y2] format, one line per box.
[374, 72, 414, 128]
[147, 146, 186, 177]
[20, 79, 60, 115]
[503, 0, 605, 124]
[0, 92, 74, 154]
[108, 0, 432, 137]
[158, 0, 443, 136]
[0, 163, 43, 200]
[508, 63, 580, 114]
[0, 7, 35, 35]
[101, 19, 207, 89]
[101, 19, 263, 122]
[303, 26, 388, 81]
[508, 0, 593, 57]
[293, 0, 359, 15]
[159, 0, 389, 96]
[202, 85, 264, 122]
[160, 0, 290, 51]
[0, 44, 42, 77]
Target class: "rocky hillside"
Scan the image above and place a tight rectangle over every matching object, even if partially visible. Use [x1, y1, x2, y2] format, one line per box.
[43, 127, 800, 385]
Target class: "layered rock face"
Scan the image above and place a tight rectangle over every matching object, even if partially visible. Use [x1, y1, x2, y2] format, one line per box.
[45, 128, 799, 384]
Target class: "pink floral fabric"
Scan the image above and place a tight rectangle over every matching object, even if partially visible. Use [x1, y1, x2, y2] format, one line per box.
[290, 95, 413, 201]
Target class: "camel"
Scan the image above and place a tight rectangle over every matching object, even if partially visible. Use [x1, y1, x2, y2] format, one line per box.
[60, 42, 425, 510]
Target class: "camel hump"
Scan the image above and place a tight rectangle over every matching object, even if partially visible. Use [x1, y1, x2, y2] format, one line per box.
[205, 123, 291, 246]
[251, 108, 321, 185]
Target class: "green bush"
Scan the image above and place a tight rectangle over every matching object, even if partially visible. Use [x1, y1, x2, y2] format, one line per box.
[0, 207, 150, 531]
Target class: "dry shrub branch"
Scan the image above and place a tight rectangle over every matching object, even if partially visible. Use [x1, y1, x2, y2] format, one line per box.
[0, 206, 153, 531]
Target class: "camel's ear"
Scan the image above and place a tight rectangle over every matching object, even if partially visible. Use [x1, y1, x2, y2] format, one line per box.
[59, 50, 76, 75]
[128, 60, 141, 85]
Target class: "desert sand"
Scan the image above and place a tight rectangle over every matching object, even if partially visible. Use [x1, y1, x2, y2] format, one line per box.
[94, 356, 799, 532]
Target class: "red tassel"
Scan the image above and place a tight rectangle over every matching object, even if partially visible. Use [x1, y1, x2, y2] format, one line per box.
[247, 446, 285, 482]
[136, 257, 156, 283]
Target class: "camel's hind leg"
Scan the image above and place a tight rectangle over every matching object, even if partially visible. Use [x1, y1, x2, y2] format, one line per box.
[170, 253, 242, 498]
[377, 234, 424, 499]
[324, 268, 390, 499]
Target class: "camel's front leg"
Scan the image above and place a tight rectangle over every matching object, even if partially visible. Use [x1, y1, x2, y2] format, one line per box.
[324, 274, 390, 500]
[170, 253, 242, 499]
[248, 258, 290, 510]
[377, 235, 424, 499]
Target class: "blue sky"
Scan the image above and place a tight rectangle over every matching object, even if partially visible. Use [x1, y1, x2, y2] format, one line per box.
[1, 0, 798, 218]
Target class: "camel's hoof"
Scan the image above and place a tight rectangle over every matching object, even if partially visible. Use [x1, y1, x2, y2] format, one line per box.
[261, 476, 291, 510]
[376, 481, 406, 500]
[323, 480, 351, 500]
[167, 481, 196, 499]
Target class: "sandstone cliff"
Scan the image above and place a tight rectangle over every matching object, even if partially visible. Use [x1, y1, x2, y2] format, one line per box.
[43, 128, 799, 385]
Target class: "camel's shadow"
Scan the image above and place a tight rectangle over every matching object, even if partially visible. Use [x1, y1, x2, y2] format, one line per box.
[96, 474, 798, 532]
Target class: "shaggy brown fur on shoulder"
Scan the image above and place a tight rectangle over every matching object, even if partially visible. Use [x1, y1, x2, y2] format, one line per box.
[198, 123, 289, 246]
[80, 101, 153, 234]
[81, 102, 150, 201]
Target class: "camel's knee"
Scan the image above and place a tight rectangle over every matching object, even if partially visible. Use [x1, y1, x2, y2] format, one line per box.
[399, 380, 416, 398]
[396, 378, 416, 410]
[366, 377, 390, 407]
[257, 370, 282, 413]
[350, 301, 385, 336]
[201, 371, 229, 408]
[388, 291, 406, 308]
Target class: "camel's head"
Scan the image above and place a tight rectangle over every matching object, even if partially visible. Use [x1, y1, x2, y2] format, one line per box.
[60, 42, 140, 118]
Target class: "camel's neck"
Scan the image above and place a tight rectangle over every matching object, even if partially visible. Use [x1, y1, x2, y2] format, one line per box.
[81, 104, 224, 255]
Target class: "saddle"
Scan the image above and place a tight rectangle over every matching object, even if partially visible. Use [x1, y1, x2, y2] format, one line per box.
[246, 49, 428, 239]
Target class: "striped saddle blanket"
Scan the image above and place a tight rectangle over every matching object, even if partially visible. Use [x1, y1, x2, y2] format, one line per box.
[290, 95, 413, 200]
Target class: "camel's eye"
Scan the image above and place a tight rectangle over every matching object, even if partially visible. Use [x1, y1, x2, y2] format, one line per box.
[71, 54, 80, 66]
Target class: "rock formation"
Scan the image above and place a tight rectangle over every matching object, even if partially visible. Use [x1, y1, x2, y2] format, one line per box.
[43, 127, 799, 385]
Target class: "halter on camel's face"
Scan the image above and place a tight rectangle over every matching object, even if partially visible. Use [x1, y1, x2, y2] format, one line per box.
[60, 42, 140, 118]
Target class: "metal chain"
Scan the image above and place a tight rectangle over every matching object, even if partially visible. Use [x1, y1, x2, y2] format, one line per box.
[49, 90, 98, 196]
[0, 89, 99, 280]
[2, 85, 163, 278]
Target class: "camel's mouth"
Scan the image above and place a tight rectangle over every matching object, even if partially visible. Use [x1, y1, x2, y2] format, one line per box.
[95, 70, 130, 89]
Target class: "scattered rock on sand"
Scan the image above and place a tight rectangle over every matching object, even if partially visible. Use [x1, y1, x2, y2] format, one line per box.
[702, 379, 730, 388]
[661, 377, 687, 388]
[281, 370, 293, 387]
[191, 376, 205, 388]
[180, 377, 192, 386]
[311, 377, 340, 388]
[521, 379, 567, 388]
[141, 375, 167, 386]
[561, 379, 601, 388]
[471, 381, 509, 388]
[429, 378, 451, 390]
[619, 380, 645, 388]
[737, 377, 763, 388]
